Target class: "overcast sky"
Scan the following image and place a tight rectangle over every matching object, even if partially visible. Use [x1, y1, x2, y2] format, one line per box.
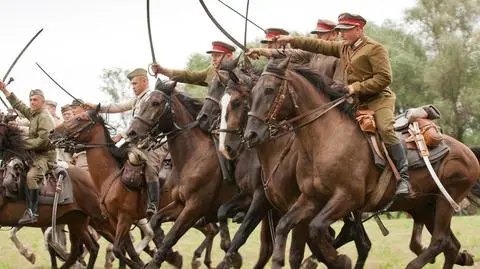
[0, 0, 417, 112]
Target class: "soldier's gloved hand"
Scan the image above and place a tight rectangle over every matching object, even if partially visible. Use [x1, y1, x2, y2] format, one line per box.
[246, 48, 261, 60]
[0, 80, 5, 91]
[150, 63, 164, 75]
[111, 133, 123, 143]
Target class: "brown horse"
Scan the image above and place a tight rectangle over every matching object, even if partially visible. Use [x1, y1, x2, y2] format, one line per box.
[126, 79, 241, 269]
[212, 67, 373, 269]
[244, 58, 480, 269]
[0, 115, 103, 269]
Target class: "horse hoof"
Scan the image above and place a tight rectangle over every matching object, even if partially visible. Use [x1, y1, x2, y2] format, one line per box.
[215, 260, 227, 269]
[191, 259, 202, 269]
[226, 252, 242, 269]
[301, 257, 318, 269]
[167, 251, 183, 269]
[143, 261, 159, 269]
[27, 253, 36, 264]
[336, 254, 352, 269]
[456, 250, 475, 266]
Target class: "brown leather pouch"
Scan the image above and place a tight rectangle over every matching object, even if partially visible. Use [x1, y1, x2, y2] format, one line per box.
[417, 118, 443, 147]
[356, 110, 376, 134]
[121, 160, 146, 190]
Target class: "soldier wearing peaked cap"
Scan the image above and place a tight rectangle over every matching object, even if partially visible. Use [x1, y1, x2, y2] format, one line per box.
[0, 83, 57, 224]
[275, 12, 412, 197]
[84, 67, 167, 216]
[261, 28, 290, 49]
[151, 41, 236, 87]
[311, 19, 338, 40]
[45, 100, 63, 127]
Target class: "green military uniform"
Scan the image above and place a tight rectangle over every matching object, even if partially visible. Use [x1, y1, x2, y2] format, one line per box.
[290, 12, 411, 196]
[170, 65, 216, 87]
[7, 92, 57, 189]
[290, 35, 398, 145]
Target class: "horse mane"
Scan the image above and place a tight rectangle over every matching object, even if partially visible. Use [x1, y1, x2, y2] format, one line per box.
[174, 92, 204, 118]
[0, 124, 27, 160]
[93, 113, 128, 166]
[293, 67, 356, 117]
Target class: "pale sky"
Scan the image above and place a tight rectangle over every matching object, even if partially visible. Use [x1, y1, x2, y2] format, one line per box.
[0, 0, 417, 112]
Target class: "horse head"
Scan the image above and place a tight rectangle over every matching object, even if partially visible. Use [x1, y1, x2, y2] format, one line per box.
[52, 108, 103, 145]
[219, 67, 260, 160]
[197, 55, 242, 132]
[244, 57, 296, 147]
[126, 79, 177, 140]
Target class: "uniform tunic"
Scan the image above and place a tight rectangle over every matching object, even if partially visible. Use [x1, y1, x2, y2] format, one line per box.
[7, 94, 57, 189]
[290, 36, 398, 145]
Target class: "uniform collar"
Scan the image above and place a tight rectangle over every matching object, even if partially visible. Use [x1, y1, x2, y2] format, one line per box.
[136, 88, 150, 99]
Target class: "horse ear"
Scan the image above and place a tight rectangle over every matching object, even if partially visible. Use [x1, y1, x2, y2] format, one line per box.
[277, 56, 291, 70]
[95, 103, 101, 113]
[228, 70, 240, 84]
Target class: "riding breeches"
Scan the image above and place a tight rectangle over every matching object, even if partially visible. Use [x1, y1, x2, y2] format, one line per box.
[27, 155, 52, 189]
[141, 145, 169, 182]
[359, 93, 399, 146]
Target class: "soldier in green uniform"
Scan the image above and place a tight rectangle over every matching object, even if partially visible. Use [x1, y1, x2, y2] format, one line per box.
[276, 13, 411, 196]
[151, 41, 236, 87]
[247, 24, 343, 83]
[0, 82, 57, 224]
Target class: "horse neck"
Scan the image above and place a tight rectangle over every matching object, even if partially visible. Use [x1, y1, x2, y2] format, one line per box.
[167, 96, 212, 171]
[287, 70, 354, 147]
[84, 125, 120, 191]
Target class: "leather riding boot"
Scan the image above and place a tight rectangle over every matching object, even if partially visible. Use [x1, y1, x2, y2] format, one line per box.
[18, 188, 38, 224]
[146, 181, 159, 217]
[387, 143, 412, 196]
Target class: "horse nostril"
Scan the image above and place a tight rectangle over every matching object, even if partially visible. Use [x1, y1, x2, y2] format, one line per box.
[128, 130, 137, 137]
[225, 145, 233, 155]
[196, 113, 207, 122]
[246, 131, 258, 141]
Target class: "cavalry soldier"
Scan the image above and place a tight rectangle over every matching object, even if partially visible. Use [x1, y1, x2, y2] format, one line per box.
[61, 104, 73, 121]
[0, 82, 57, 224]
[68, 100, 89, 171]
[247, 23, 343, 83]
[84, 68, 166, 216]
[45, 100, 63, 127]
[151, 41, 236, 87]
[276, 13, 411, 196]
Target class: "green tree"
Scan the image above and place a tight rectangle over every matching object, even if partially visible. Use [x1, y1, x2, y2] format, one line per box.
[405, 0, 480, 142]
[99, 68, 133, 131]
[183, 53, 211, 98]
[365, 21, 429, 113]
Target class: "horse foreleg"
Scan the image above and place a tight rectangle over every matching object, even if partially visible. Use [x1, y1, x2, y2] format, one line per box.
[224, 188, 268, 269]
[60, 219, 89, 269]
[135, 218, 154, 255]
[10, 226, 36, 264]
[254, 218, 275, 269]
[289, 223, 309, 269]
[104, 243, 115, 269]
[146, 202, 203, 269]
[192, 222, 219, 269]
[112, 218, 144, 269]
[307, 192, 356, 269]
[271, 194, 318, 269]
[217, 191, 250, 252]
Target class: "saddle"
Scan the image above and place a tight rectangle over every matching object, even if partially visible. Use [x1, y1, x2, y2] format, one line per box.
[0, 162, 74, 205]
[356, 104, 449, 170]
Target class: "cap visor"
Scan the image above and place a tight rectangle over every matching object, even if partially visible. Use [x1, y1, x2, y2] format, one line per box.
[206, 50, 226, 54]
[260, 39, 274, 44]
[311, 29, 333, 34]
[334, 24, 356, 30]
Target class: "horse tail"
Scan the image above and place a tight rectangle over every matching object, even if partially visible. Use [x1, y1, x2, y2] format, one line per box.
[467, 147, 480, 207]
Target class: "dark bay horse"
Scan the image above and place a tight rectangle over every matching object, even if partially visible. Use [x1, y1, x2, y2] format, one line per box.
[0, 115, 103, 269]
[212, 67, 373, 269]
[244, 58, 480, 269]
[126, 80, 244, 269]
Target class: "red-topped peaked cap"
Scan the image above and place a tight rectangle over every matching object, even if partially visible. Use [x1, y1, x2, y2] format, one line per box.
[335, 13, 367, 30]
[311, 19, 337, 34]
[261, 28, 289, 43]
[206, 41, 236, 54]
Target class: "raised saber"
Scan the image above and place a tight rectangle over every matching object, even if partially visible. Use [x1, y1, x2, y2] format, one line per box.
[146, 0, 158, 77]
[35, 62, 83, 104]
[411, 122, 461, 212]
[217, 0, 265, 33]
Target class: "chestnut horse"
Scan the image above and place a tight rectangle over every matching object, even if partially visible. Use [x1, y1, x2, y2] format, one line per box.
[126, 80, 242, 269]
[244, 58, 480, 269]
[0, 114, 104, 269]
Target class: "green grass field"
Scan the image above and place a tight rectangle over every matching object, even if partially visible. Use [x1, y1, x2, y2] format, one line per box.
[0, 215, 479, 269]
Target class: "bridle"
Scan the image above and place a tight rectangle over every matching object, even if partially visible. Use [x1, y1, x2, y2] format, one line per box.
[247, 70, 349, 139]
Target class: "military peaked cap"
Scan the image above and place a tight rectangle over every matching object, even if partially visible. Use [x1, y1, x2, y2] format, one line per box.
[261, 28, 290, 43]
[335, 13, 367, 30]
[311, 19, 337, 34]
[206, 41, 236, 54]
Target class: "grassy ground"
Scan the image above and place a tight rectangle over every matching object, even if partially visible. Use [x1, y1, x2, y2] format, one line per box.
[0, 215, 478, 269]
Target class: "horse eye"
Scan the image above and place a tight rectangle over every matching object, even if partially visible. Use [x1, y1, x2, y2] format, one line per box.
[231, 99, 241, 108]
[152, 101, 160, 106]
[76, 117, 82, 121]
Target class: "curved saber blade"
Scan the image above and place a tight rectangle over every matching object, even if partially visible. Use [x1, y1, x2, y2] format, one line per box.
[423, 156, 461, 212]
[199, 0, 247, 52]
[35, 62, 83, 104]
[147, 0, 156, 64]
[217, 0, 265, 33]
[3, 28, 44, 82]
